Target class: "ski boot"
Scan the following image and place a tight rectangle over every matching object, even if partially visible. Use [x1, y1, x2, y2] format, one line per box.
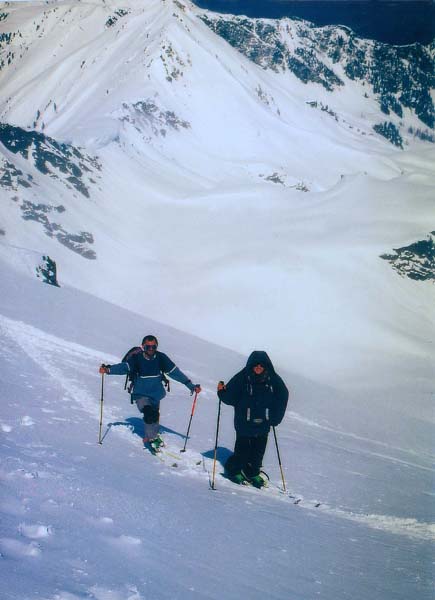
[230, 471, 249, 485]
[250, 472, 268, 489]
[149, 434, 165, 454]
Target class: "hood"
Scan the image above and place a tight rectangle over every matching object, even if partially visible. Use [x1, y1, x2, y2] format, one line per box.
[246, 351, 275, 373]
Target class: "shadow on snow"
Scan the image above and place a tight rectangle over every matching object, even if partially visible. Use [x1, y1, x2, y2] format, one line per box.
[102, 419, 232, 466]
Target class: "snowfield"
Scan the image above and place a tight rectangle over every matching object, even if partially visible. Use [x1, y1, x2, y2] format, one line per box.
[0, 1, 434, 598]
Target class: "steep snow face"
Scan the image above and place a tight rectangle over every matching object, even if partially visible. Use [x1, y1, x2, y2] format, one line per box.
[0, 0, 434, 388]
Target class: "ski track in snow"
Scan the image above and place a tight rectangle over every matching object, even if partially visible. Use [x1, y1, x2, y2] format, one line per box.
[1, 313, 434, 545]
[288, 411, 435, 470]
[0, 314, 120, 422]
[106, 425, 435, 543]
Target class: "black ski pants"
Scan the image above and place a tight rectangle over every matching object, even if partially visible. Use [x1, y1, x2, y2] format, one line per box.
[225, 434, 268, 478]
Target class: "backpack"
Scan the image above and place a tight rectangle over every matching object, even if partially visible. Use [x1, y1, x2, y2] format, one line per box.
[121, 346, 170, 398]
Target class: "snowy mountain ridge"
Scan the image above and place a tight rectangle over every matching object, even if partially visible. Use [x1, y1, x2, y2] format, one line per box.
[200, 11, 435, 131]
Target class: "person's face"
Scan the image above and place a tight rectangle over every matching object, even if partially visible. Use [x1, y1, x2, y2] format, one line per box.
[253, 363, 265, 375]
[143, 340, 158, 357]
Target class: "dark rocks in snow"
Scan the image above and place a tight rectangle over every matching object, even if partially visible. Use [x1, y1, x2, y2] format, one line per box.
[0, 123, 101, 197]
[0, 124, 99, 260]
[120, 101, 191, 137]
[306, 101, 339, 121]
[55, 231, 96, 260]
[200, 15, 343, 91]
[105, 9, 130, 29]
[21, 200, 65, 223]
[407, 127, 435, 143]
[381, 233, 435, 281]
[20, 200, 96, 260]
[0, 159, 32, 189]
[0, 30, 17, 70]
[36, 255, 60, 287]
[373, 121, 403, 148]
[264, 172, 285, 185]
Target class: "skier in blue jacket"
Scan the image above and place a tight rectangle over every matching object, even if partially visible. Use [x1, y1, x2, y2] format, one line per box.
[99, 335, 201, 452]
[217, 351, 288, 487]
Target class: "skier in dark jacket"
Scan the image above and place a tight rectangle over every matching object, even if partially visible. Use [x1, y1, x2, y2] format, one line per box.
[99, 335, 201, 452]
[217, 351, 288, 487]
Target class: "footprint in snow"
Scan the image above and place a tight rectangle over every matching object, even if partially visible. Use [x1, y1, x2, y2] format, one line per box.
[0, 537, 41, 558]
[90, 584, 143, 600]
[87, 516, 114, 528]
[20, 416, 35, 427]
[1, 468, 38, 480]
[105, 534, 142, 552]
[19, 523, 53, 539]
[0, 423, 12, 432]
[44, 593, 82, 600]
[0, 497, 27, 516]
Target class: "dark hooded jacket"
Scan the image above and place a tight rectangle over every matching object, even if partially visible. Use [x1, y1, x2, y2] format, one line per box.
[218, 351, 289, 436]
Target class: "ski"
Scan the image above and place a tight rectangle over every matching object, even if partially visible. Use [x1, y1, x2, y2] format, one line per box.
[221, 471, 270, 489]
[143, 437, 204, 472]
[219, 472, 322, 507]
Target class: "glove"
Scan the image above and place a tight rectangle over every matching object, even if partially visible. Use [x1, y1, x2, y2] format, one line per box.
[186, 380, 201, 394]
[99, 364, 111, 374]
[217, 381, 226, 391]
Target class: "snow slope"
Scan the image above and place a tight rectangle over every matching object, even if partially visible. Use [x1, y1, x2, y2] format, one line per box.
[0, 258, 434, 600]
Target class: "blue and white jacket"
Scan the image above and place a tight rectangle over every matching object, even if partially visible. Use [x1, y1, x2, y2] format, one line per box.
[107, 350, 195, 402]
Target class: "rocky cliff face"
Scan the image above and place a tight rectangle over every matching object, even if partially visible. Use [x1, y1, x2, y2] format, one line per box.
[0, 124, 100, 259]
[200, 14, 435, 132]
[381, 233, 435, 282]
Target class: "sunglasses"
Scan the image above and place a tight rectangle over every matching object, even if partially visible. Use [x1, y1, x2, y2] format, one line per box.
[144, 344, 157, 350]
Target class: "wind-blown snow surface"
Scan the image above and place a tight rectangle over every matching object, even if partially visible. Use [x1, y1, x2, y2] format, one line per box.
[0, 260, 434, 600]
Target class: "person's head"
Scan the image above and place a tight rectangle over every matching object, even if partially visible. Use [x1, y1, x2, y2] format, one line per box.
[252, 362, 266, 376]
[142, 335, 158, 357]
[246, 351, 273, 376]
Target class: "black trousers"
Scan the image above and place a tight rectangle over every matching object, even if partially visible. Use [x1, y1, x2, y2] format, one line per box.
[225, 434, 268, 478]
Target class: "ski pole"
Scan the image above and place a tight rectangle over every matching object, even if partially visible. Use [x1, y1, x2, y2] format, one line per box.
[180, 391, 199, 452]
[273, 426, 286, 492]
[211, 397, 222, 490]
[98, 372, 105, 445]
